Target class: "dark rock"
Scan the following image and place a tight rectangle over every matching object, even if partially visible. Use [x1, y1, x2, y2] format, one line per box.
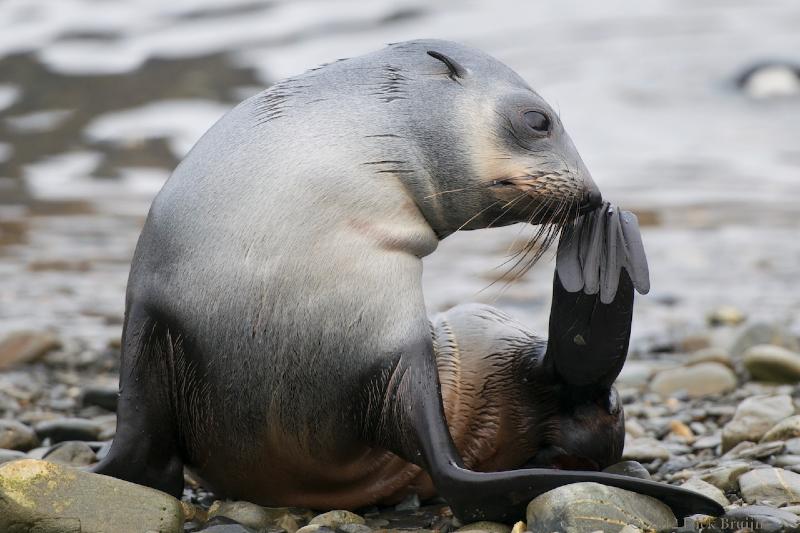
[81, 385, 118, 411]
[196, 516, 256, 532]
[34, 417, 102, 442]
[658, 456, 699, 476]
[721, 505, 800, 532]
[394, 492, 420, 511]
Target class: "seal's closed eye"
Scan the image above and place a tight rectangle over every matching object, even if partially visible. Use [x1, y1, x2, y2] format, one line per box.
[427, 50, 467, 80]
[556, 201, 650, 304]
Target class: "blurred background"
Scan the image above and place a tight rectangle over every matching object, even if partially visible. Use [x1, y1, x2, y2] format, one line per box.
[1, 0, 799, 361]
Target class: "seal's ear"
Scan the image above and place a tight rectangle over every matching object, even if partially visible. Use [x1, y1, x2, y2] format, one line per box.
[427, 50, 467, 80]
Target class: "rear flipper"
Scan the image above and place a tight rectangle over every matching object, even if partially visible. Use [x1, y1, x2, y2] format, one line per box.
[376, 203, 723, 522]
[91, 303, 185, 497]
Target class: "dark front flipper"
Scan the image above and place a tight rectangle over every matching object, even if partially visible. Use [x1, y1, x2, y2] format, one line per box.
[545, 203, 648, 390]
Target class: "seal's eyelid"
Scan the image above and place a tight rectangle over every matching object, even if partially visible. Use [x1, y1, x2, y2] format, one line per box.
[426, 50, 467, 80]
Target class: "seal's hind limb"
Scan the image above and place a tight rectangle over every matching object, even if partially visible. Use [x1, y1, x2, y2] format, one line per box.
[371, 205, 724, 522]
[374, 279, 723, 522]
[91, 303, 185, 497]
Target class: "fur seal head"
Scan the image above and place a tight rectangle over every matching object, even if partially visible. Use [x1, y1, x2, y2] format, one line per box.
[378, 40, 602, 240]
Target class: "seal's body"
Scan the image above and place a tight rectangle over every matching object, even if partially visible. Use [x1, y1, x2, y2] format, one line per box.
[95, 40, 722, 520]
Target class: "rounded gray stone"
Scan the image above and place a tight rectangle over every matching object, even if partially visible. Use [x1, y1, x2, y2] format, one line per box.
[0, 420, 39, 451]
[209, 501, 299, 532]
[739, 467, 800, 506]
[526, 482, 676, 533]
[622, 438, 671, 462]
[0, 459, 183, 533]
[721, 394, 795, 452]
[603, 460, 652, 480]
[649, 362, 737, 398]
[731, 323, 800, 358]
[309, 511, 365, 528]
[43, 441, 97, 466]
[743, 345, 800, 383]
[33, 418, 102, 443]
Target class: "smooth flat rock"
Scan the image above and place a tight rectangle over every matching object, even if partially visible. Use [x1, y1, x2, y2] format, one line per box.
[739, 467, 800, 506]
[743, 345, 800, 383]
[686, 347, 733, 368]
[309, 510, 365, 528]
[615, 361, 661, 390]
[680, 477, 730, 507]
[622, 437, 671, 462]
[723, 440, 785, 460]
[526, 482, 676, 533]
[0, 331, 61, 369]
[0, 459, 183, 533]
[721, 394, 795, 452]
[208, 501, 300, 533]
[649, 362, 737, 398]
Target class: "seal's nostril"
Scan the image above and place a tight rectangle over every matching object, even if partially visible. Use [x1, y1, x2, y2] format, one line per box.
[586, 189, 603, 209]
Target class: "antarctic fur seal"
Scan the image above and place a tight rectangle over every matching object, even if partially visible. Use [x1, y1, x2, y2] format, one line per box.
[93, 39, 723, 521]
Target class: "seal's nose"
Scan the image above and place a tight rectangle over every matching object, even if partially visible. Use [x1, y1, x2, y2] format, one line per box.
[578, 187, 603, 213]
[585, 188, 603, 209]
